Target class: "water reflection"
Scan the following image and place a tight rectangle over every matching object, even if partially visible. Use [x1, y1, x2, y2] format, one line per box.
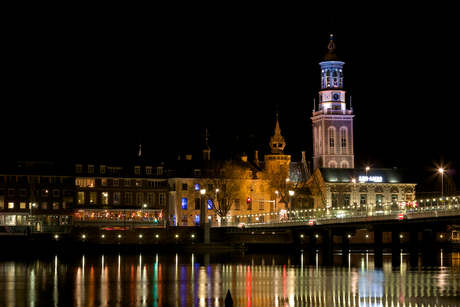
[0, 252, 459, 306]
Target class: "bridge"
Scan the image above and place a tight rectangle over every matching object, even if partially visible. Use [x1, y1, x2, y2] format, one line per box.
[214, 196, 460, 267]
[214, 196, 460, 228]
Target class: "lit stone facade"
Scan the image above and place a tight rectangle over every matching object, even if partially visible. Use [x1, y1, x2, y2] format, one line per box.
[307, 168, 417, 214]
[312, 35, 354, 171]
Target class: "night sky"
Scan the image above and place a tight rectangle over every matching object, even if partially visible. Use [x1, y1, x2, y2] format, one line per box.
[3, 6, 459, 187]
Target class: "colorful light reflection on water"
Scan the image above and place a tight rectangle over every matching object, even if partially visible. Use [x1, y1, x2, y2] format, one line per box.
[0, 252, 459, 306]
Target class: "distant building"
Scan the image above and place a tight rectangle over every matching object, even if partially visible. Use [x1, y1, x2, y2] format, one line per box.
[73, 160, 169, 229]
[0, 160, 75, 232]
[307, 168, 417, 216]
[306, 36, 418, 212]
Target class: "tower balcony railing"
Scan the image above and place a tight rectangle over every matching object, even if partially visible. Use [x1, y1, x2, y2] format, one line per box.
[313, 109, 353, 116]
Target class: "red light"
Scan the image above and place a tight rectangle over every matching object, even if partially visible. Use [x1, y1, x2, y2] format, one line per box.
[247, 197, 252, 204]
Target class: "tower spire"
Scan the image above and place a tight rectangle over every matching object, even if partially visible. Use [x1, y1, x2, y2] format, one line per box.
[203, 129, 211, 160]
[270, 113, 286, 154]
[324, 34, 340, 61]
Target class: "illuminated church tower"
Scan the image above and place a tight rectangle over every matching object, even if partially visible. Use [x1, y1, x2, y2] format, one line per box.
[311, 35, 354, 170]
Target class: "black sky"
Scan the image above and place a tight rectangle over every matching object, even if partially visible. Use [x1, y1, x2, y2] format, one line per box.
[3, 5, 459, 186]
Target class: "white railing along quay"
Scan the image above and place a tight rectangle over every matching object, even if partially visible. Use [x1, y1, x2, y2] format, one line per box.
[212, 196, 460, 228]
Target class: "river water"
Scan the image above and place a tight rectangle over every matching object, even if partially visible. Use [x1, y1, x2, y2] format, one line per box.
[0, 250, 459, 306]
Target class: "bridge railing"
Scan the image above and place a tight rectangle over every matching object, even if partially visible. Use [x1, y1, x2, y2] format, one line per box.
[212, 196, 459, 228]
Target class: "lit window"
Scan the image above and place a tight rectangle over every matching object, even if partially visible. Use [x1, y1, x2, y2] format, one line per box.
[20, 202, 26, 209]
[102, 192, 109, 205]
[195, 183, 200, 191]
[8, 202, 14, 209]
[78, 192, 85, 204]
[181, 198, 187, 210]
[53, 202, 59, 210]
[90, 192, 97, 204]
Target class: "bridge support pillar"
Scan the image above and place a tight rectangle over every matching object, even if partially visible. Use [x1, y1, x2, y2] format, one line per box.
[392, 231, 401, 267]
[322, 229, 332, 266]
[342, 234, 350, 266]
[410, 230, 419, 267]
[374, 230, 383, 267]
[422, 229, 435, 266]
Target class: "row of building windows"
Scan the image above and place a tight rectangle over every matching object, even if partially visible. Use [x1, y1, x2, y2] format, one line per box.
[0, 200, 71, 210]
[180, 198, 278, 211]
[76, 165, 163, 175]
[76, 178, 167, 188]
[313, 126, 350, 156]
[77, 191, 166, 206]
[0, 176, 72, 184]
[0, 188, 71, 197]
[331, 194, 412, 206]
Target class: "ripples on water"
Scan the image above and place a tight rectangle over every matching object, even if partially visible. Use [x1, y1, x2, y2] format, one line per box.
[0, 251, 459, 306]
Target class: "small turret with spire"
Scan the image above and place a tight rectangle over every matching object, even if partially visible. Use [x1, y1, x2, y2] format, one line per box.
[269, 112, 286, 155]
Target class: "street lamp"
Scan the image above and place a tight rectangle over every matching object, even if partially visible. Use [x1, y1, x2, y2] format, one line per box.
[289, 190, 294, 220]
[200, 189, 206, 227]
[142, 204, 147, 228]
[285, 178, 290, 210]
[274, 191, 278, 222]
[439, 168, 444, 197]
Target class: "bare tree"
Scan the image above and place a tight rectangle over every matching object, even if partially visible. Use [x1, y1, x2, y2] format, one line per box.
[259, 163, 290, 208]
[196, 160, 253, 222]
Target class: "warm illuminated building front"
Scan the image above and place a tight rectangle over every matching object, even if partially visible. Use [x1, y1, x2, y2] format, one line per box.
[307, 168, 417, 216]
[74, 162, 169, 229]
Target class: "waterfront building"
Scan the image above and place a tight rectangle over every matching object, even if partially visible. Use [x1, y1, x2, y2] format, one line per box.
[0, 160, 75, 232]
[303, 35, 418, 212]
[307, 167, 417, 217]
[168, 118, 311, 226]
[73, 160, 169, 229]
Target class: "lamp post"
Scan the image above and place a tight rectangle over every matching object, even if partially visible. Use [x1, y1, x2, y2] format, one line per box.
[142, 204, 147, 228]
[274, 191, 278, 222]
[215, 189, 219, 225]
[439, 168, 444, 197]
[200, 189, 206, 228]
[285, 178, 290, 210]
[289, 190, 294, 220]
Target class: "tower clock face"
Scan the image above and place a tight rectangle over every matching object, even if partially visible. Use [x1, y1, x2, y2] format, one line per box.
[332, 93, 339, 101]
